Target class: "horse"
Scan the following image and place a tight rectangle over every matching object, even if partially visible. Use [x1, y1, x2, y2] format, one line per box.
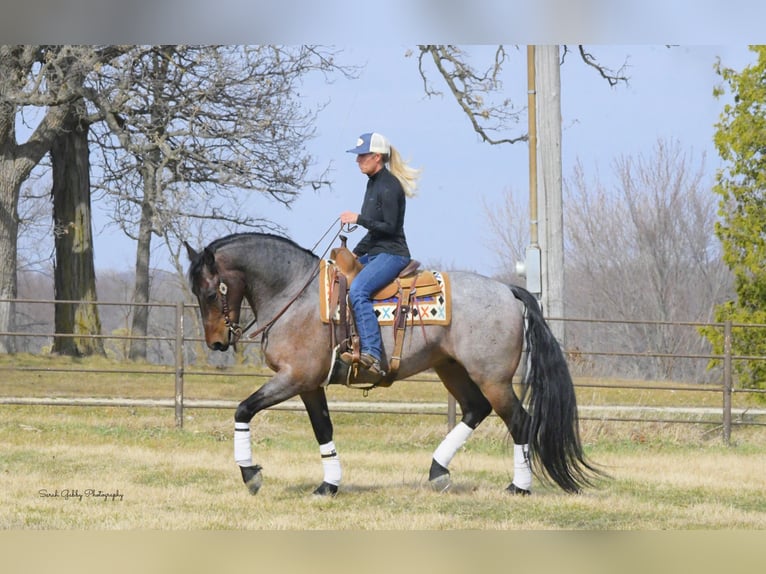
[185, 231, 601, 497]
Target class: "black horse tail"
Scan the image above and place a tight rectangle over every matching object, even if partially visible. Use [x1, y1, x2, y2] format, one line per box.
[510, 284, 603, 493]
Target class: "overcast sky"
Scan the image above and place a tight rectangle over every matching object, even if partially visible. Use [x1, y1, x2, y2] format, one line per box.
[82, 44, 755, 276]
[7, 2, 761, 277]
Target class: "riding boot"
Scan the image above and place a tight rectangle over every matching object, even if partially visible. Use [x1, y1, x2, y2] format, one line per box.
[340, 351, 386, 378]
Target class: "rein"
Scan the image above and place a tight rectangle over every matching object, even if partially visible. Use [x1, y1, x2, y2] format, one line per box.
[219, 219, 354, 343]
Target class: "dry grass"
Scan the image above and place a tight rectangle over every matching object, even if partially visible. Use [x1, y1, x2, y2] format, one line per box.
[2, 354, 765, 530]
[1, 401, 765, 530]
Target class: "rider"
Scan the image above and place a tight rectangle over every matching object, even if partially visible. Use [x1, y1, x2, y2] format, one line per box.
[339, 132, 421, 377]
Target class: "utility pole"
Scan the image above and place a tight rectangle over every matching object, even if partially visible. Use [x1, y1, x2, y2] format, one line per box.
[518, 45, 565, 344]
[521, 46, 542, 299]
[536, 45, 565, 344]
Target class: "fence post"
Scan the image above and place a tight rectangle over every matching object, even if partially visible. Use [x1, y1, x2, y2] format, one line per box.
[174, 302, 185, 429]
[722, 320, 732, 445]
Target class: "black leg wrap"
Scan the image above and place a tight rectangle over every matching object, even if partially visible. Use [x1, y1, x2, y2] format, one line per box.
[312, 481, 339, 497]
[506, 483, 531, 496]
[240, 464, 263, 495]
[428, 459, 451, 492]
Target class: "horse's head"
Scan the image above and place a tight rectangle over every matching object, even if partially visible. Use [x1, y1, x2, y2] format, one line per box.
[185, 241, 246, 352]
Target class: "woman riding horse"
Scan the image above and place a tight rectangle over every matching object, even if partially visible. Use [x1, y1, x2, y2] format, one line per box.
[339, 131, 421, 380]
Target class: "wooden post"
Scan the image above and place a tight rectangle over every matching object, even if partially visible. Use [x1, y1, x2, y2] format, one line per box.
[447, 393, 457, 430]
[527, 46, 539, 252]
[447, 394, 457, 430]
[722, 320, 732, 445]
[174, 302, 185, 429]
[525, 45, 543, 298]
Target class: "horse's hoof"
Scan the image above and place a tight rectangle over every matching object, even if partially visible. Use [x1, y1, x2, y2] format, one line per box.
[506, 483, 531, 496]
[428, 459, 451, 492]
[312, 481, 338, 497]
[429, 473, 451, 492]
[240, 464, 263, 495]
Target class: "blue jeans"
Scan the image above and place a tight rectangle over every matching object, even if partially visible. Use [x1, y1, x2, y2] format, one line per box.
[349, 252, 410, 361]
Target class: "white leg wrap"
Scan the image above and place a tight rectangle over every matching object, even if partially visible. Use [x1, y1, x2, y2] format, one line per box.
[512, 443, 532, 490]
[320, 441, 341, 486]
[432, 422, 474, 469]
[234, 422, 253, 467]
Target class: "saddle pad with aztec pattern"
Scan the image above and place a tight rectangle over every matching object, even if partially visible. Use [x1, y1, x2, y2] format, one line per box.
[319, 259, 451, 326]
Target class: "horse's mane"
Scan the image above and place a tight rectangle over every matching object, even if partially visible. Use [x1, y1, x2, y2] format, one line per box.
[188, 232, 318, 287]
[206, 232, 318, 260]
[187, 231, 318, 285]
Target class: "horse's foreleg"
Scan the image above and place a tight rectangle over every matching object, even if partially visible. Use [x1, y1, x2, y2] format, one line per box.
[234, 422, 262, 495]
[300, 387, 340, 497]
[233, 376, 302, 495]
[430, 361, 493, 491]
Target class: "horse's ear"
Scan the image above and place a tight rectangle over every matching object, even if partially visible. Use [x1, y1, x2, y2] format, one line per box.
[202, 247, 217, 272]
[183, 241, 198, 262]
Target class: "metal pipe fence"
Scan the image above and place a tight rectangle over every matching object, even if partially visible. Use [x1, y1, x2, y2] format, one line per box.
[1, 298, 765, 443]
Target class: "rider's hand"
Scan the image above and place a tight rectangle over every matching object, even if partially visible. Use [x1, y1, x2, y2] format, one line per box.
[340, 211, 358, 225]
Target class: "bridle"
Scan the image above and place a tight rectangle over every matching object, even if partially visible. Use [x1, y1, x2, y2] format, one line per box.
[216, 280, 245, 344]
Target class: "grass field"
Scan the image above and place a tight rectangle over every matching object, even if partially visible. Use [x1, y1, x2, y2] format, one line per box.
[1, 355, 765, 530]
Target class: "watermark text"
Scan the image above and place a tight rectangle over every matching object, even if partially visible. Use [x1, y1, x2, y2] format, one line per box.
[38, 488, 124, 501]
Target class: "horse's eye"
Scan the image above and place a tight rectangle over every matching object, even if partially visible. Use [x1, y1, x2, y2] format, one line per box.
[206, 292, 217, 304]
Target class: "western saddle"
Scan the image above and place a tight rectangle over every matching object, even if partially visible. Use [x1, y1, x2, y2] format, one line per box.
[326, 235, 442, 387]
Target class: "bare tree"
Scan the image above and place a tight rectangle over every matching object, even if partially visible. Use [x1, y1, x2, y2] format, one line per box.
[16, 177, 54, 347]
[85, 45, 354, 359]
[416, 45, 629, 343]
[50, 98, 104, 356]
[0, 45, 135, 355]
[415, 45, 628, 145]
[415, 45, 527, 145]
[564, 139, 733, 380]
[43, 46, 120, 356]
[17, 176, 54, 275]
[0, 46, 88, 353]
[483, 187, 527, 285]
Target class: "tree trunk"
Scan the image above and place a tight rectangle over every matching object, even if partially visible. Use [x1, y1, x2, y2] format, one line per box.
[50, 106, 105, 356]
[0, 164, 20, 354]
[128, 161, 158, 361]
[0, 46, 95, 355]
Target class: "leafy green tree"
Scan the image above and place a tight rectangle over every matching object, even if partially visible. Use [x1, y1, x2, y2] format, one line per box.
[705, 46, 766, 395]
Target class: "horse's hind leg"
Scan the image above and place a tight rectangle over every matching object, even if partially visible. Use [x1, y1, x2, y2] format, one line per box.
[430, 360, 493, 491]
[506, 396, 534, 495]
[484, 385, 533, 495]
[300, 387, 340, 497]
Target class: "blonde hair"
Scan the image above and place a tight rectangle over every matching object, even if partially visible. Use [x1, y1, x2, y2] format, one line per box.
[385, 145, 421, 198]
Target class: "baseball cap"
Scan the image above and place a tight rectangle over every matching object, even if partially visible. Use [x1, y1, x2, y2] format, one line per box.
[346, 132, 390, 155]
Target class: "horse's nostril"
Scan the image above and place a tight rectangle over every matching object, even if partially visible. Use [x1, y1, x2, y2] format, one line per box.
[212, 342, 228, 352]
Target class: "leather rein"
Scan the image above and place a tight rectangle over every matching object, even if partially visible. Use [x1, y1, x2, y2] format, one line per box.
[215, 220, 354, 345]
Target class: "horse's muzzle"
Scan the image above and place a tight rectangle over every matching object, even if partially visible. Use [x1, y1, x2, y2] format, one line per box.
[209, 323, 240, 352]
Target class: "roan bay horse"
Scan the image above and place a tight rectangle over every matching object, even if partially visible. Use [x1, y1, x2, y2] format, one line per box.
[185, 231, 601, 497]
